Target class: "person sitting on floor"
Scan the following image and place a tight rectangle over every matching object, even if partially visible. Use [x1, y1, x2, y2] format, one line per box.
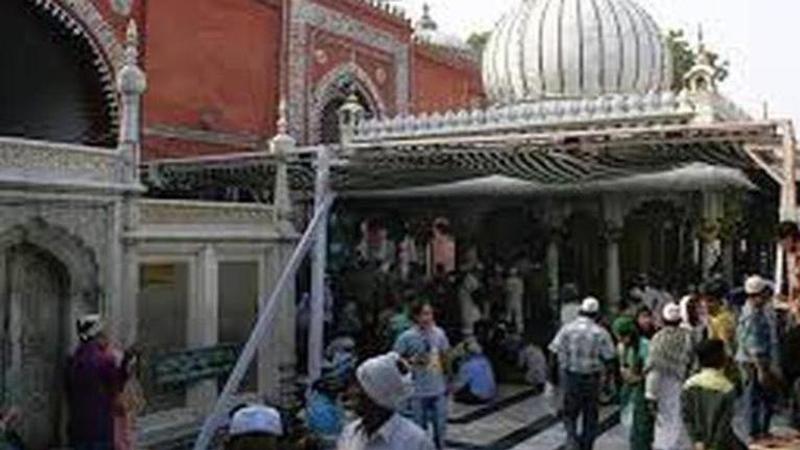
[452, 338, 497, 405]
[681, 339, 747, 450]
[518, 336, 548, 393]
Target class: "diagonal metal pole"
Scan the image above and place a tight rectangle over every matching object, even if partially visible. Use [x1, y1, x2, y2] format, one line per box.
[193, 194, 335, 450]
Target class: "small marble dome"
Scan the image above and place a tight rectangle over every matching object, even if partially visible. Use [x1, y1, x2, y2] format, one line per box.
[483, 0, 673, 103]
[414, 4, 471, 52]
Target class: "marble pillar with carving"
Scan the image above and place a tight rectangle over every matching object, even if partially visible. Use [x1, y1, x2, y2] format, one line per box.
[602, 194, 625, 309]
[700, 191, 724, 279]
[427, 218, 456, 275]
[544, 208, 568, 311]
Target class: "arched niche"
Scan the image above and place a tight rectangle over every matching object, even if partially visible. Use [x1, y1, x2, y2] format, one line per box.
[311, 63, 384, 144]
[0, 0, 117, 146]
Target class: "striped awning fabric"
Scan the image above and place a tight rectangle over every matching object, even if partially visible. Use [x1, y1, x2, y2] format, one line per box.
[143, 121, 784, 196]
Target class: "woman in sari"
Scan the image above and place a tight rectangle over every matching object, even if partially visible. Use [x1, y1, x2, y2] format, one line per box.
[613, 316, 653, 450]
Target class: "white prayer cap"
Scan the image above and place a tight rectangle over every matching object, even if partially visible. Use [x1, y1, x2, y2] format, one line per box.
[745, 275, 769, 295]
[579, 297, 600, 314]
[229, 405, 283, 437]
[662, 303, 682, 323]
[356, 352, 414, 410]
[76, 314, 104, 340]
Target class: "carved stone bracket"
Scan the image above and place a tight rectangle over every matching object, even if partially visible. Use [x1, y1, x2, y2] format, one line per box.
[601, 223, 624, 244]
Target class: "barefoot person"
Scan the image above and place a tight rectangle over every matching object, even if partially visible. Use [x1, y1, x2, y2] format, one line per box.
[645, 303, 694, 450]
[393, 302, 450, 449]
[549, 297, 616, 450]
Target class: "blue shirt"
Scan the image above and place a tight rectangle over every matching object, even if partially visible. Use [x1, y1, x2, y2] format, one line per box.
[307, 391, 344, 438]
[454, 354, 497, 400]
[393, 326, 450, 397]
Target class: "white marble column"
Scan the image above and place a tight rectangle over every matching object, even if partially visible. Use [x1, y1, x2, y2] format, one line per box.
[187, 245, 219, 411]
[120, 244, 139, 347]
[546, 235, 560, 308]
[545, 207, 566, 309]
[603, 194, 624, 309]
[258, 245, 297, 406]
[701, 191, 724, 279]
[106, 200, 125, 345]
[259, 106, 299, 405]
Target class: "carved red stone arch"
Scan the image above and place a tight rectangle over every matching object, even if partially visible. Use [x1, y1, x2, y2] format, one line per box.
[29, 0, 123, 122]
[310, 62, 387, 143]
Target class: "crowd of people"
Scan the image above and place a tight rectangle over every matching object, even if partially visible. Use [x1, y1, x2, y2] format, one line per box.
[7, 221, 800, 450]
[549, 269, 800, 450]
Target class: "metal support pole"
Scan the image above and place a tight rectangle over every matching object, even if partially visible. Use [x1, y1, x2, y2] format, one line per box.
[193, 195, 334, 450]
[308, 146, 330, 388]
[780, 120, 798, 222]
[778, 120, 797, 297]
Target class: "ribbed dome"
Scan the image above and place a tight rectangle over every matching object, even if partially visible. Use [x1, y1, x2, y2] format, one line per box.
[483, 0, 672, 103]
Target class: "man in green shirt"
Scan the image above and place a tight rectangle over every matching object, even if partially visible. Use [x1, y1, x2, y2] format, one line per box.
[681, 339, 746, 450]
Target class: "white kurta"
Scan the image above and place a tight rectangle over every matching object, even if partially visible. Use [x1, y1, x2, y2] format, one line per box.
[647, 370, 691, 450]
[505, 275, 525, 333]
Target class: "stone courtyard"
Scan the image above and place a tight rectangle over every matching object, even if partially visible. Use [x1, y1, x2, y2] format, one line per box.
[446, 385, 625, 450]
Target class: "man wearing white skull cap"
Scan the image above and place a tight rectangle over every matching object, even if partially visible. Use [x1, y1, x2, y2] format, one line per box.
[736, 275, 781, 439]
[645, 302, 693, 450]
[548, 296, 616, 450]
[337, 352, 434, 450]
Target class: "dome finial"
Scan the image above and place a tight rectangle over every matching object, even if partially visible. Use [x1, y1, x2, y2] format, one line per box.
[697, 23, 705, 51]
[417, 3, 437, 32]
[277, 98, 289, 135]
[695, 23, 713, 68]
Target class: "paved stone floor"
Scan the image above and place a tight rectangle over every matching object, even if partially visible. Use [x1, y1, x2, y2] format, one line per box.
[445, 384, 626, 450]
[445, 385, 799, 449]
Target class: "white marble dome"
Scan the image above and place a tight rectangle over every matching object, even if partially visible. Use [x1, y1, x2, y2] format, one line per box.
[483, 0, 672, 103]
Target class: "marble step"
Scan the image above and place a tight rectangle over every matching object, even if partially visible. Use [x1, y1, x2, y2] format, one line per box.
[449, 384, 541, 424]
[447, 390, 560, 449]
[509, 407, 620, 450]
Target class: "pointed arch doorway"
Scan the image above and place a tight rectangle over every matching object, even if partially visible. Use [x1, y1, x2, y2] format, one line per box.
[0, 243, 70, 449]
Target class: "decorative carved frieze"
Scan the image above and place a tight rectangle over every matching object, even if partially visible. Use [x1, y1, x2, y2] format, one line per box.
[354, 91, 695, 142]
[0, 203, 110, 286]
[138, 199, 277, 227]
[0, 137, 121, 184]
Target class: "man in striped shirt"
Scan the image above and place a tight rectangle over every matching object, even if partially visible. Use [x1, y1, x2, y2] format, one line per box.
[549, 297, 616, 450]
